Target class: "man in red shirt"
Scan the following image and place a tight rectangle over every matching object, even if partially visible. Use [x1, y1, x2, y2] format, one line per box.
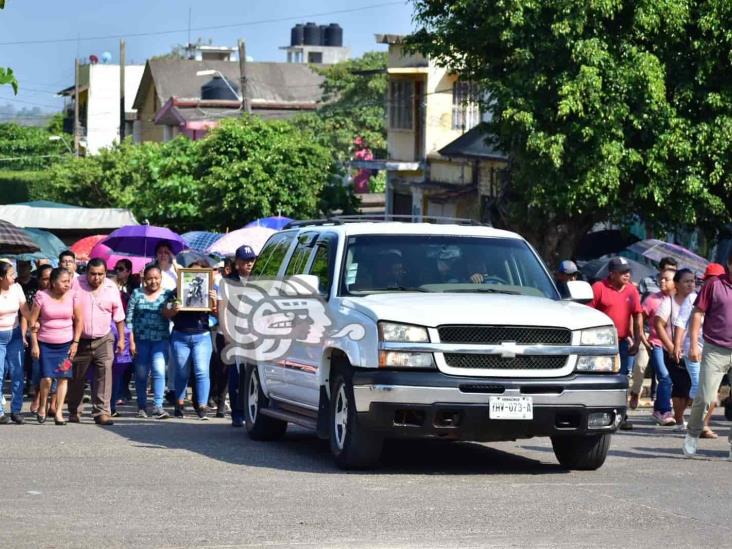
[590, 257, 644, 429]
[682, 252, 732, 460]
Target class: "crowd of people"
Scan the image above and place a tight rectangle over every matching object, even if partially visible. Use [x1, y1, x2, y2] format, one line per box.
[572, 252, 732, 460]
[0, 242, 258, 427]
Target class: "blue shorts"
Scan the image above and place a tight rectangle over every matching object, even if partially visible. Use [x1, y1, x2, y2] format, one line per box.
[39, 341, 73, 379]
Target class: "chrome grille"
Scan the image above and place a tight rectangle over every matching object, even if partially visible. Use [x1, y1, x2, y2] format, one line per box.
[443, 354, 569, 370]
[438, 325, 571, 345]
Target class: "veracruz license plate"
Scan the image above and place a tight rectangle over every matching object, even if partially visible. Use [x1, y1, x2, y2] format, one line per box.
[489, 396, 533, 420]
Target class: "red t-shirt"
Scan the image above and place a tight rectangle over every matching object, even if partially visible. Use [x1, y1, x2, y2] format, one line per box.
[694, 274, 732, 349]
[590, 279, 642, 339]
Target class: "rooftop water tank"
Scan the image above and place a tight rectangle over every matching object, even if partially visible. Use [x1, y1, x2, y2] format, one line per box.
[290, 24, 304, 46]
[318, 25, 328, 45]
[324, 23, 343, 47]
[201, 76, 240, 101]
[303, 22, 320, 45]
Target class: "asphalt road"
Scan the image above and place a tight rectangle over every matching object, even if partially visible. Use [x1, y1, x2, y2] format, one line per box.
[1, 406, 730, 548]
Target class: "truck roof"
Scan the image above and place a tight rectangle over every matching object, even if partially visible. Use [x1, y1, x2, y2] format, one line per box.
[285, 221, 522, 240]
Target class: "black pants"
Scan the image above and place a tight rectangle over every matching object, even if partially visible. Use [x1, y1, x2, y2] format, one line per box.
[209, 333, 230, 408]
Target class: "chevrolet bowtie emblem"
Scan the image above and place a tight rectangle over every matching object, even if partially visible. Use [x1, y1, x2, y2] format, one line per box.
[500, 341, 519, 359]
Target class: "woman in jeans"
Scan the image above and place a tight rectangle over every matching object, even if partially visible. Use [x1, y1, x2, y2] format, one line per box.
[169, 259, 216, 420]
[29, 267, 83, 425]
[126, 265, 175, 419]
[0, 261, 34, 424]
[655, 268, 695, 430]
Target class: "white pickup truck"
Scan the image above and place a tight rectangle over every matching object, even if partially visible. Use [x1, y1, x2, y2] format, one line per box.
[226, 221, 626, 470]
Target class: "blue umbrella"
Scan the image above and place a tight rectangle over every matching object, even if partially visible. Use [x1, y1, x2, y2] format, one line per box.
[181, 231, 223, 252]
[245, 216, 293, 231]
[11, 228, 66, 261]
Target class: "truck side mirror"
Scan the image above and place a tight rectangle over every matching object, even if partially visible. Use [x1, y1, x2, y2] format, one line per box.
[566, 280, 593, 303]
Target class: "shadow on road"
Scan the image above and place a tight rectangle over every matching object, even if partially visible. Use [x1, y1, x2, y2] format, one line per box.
[105, 416, 568, 475]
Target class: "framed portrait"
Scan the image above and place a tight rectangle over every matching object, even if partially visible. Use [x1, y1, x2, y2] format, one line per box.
[177, 268, 214, 312]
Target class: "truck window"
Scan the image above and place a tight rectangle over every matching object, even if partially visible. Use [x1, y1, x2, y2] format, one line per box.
[251, 232, 296, 279]
[308, 240, 332, 295]
[285, 233, 316, 276]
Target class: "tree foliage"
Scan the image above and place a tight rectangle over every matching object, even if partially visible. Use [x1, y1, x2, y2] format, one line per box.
[0, 122, 67, 170]
[409, 0, 732, 260]
[42, 116, 333, 232]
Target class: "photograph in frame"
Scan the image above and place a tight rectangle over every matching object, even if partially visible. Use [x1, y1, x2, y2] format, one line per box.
[177, 268, 214, 312]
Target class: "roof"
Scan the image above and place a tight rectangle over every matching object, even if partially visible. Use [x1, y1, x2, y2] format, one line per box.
[16, 200, 77, 208]
[375, 34, 405, 45]
[0, 204, 138, 230]
[133, 58, 324, 111]
[284, 221, 519, 240]
[438, 123, 508, 160]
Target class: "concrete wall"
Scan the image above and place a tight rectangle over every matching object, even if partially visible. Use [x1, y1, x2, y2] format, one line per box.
[86, 64, 144, 153]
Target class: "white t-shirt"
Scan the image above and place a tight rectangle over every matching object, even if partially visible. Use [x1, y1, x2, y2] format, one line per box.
[160, 266, 178, 291]
[672, 292, 702, 357]
[0, 283, 26, 330]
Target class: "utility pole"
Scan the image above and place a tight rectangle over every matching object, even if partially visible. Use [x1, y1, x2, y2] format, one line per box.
[73, 57, 80, 157]
[238, 39, 251, 114]
[119, 39, 126, 141]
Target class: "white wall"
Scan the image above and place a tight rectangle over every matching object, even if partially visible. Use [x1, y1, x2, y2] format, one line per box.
[86, 64, 144, 154]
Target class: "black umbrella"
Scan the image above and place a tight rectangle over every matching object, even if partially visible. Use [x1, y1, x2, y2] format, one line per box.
[0, 219, 40, 255]
[579, 256, 655, 283]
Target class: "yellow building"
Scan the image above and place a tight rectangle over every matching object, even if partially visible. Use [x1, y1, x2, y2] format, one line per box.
[373, 34, 508, 223]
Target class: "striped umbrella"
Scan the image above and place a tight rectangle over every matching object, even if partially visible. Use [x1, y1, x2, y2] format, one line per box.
[181, 231, 223, 252]
[0, 219, 40, 255]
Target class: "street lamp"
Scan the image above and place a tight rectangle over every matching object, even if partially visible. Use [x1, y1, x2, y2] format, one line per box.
[195, 69, 242, 102]
[49, 135, 74, 155]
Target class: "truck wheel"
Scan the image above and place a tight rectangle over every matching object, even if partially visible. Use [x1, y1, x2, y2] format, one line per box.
[551, 433, 611, 470]
[244, 364, 287, 441]
[329, 373, 383, 469]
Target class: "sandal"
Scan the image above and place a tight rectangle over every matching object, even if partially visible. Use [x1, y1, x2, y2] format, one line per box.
[701, 429, 718, 439]
[36, 413, 47, 424]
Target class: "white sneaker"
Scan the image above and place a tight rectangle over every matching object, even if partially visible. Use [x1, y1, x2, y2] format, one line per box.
[137, 409, 148, 418]
[682, 434, 698, 458]
[674, 421, 688, 433]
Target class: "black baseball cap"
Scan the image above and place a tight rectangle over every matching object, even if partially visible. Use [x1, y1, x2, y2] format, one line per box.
[608, 257, 632, 273]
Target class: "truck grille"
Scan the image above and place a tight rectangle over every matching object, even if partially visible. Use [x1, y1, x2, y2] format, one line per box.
[443, 354, 569, 370]
[438, 326, 571, 346]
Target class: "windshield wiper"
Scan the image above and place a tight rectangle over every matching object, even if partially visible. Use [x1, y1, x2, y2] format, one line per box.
[447, 287, 519, 295]
[367, 286, 431, 293]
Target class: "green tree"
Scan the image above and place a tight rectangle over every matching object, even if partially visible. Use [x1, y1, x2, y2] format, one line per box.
[0, 123, 66, 170]
[409, 0, 732, 261]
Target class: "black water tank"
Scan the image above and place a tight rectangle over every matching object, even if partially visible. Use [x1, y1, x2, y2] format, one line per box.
[291, 24, 304, 46]
[318, 25, 328, 45]
[201, 76, 240, 101]
[324, 23, 343, 47]
[303, 22, 320, 45]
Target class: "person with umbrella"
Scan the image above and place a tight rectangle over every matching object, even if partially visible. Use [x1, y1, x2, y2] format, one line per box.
[0, 261, 35, 424]
[155, 242, 178, 292]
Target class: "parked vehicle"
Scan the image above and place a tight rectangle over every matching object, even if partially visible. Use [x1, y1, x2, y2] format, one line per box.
[230, 220, 626, 470]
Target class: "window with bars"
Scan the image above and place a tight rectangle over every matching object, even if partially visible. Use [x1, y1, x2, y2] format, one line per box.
[452, 81, 481, 131]
[389, 80, 414, 130]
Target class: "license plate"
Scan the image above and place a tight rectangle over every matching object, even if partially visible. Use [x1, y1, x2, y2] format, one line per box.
[489, 396, 533, 420]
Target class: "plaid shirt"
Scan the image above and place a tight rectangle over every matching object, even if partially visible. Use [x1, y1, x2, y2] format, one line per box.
[125, 288, 174, 342]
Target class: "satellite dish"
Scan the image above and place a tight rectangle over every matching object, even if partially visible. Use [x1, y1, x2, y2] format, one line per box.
[89, 54, 99, 64]
[101, 51, 112, 64]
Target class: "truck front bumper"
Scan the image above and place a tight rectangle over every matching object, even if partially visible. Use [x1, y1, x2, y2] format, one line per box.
[351, 370, 627, 442]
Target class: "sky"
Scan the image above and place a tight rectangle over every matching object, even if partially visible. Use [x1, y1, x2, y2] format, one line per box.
[0, 0, 415, 118]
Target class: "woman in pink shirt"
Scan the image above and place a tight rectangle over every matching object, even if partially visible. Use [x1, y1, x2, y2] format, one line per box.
[0, 261, 33, 424]
[29, 267, 83, 425]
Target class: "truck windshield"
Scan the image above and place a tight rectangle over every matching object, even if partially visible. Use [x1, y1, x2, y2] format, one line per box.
[341, 234, 559, 299]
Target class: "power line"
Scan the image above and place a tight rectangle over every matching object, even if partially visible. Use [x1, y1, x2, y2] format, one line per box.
[0, 2, 404, 46]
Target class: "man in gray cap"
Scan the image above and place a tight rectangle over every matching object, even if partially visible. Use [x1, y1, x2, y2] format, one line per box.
[554, 260, 579, 298]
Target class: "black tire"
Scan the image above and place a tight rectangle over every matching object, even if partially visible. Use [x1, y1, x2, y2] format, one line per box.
[329, 372, 383, 469]
[244, 364, 287, 441]
[551, 433, 611, 470]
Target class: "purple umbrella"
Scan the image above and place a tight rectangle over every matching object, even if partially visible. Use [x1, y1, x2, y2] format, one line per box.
[626, 239, 709, 275]
[101, 224, 186, 258]
[245, 216, 293, 231]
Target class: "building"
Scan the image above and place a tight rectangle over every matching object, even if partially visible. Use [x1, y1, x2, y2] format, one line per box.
[358, 34, 508, 223]
[282, 23, 350, 64]
[133, 53, 324, 143]
[58, 62, 144, 154]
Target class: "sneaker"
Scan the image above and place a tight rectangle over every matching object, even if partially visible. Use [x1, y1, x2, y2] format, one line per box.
[196, 406, 209, 421]
[629, 392, 639, 410]
[152, 407, 169, 420]
[0, 414, 9, 425]
[10, 413, 24, 425]
[136, 409, 148, 418]
[674, 420, 687, 433]
[111, 411, 120, 418]
[682, 434, 698, 457]
[662, 412, 677, 426]
[174, 405, 184, 418]
[652, 411, 676, 426]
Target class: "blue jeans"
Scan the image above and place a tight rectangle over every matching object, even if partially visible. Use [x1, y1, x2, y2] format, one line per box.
[135, 339, 168, 410]
[650, 345, 672, 413]
[685, 359, 701, 400]
[0, 327, 24, 415]
[619, 339, 636, 376]
[171, 331, 212, 405]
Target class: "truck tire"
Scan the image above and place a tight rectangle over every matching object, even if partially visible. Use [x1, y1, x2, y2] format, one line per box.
[329, 373, 383, 469]
[551, 433, 611, 470]
[244, 364, 287, 441]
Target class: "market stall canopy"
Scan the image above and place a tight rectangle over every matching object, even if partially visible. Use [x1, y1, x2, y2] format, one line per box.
[0, 201, 138, 230]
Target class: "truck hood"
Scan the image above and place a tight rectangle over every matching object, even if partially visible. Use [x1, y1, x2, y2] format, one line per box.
[341, 292, 611, 331]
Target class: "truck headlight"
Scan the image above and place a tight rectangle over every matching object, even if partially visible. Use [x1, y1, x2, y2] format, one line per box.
[576, 355, 620, 373]
[379, 351, 435, 369]
[378, 322, 429, 343]
[580, 326, 617, 346]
